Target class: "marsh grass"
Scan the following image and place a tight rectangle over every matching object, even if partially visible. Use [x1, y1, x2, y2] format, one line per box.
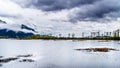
[75, 48, 119, 52]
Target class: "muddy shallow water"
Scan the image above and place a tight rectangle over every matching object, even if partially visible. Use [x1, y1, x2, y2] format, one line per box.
[0, 39, 120, 68]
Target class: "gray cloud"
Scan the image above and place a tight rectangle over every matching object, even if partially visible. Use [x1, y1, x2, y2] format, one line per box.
[9, 0, 120, 22]
[30, 0, 99, 11]
[69, 0, 120, 22]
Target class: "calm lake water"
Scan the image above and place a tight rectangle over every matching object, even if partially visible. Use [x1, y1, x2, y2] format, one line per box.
[0, 39, 120, 68]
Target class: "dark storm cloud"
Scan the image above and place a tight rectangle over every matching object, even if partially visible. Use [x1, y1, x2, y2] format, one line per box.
[22, 0, 120, 22]
[31, 0, 99, 11]
[69, 0, 120, 22]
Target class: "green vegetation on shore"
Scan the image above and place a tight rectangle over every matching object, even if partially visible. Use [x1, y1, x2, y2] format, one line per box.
[0, 35, 120, 40]
[26, 35, 57, 39]
[21, 35, 120, 40]
[0, 36, 8, 39]
[0, 34, 120, 40]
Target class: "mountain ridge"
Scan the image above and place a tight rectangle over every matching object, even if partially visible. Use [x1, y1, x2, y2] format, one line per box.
[0, 20, 35, 38]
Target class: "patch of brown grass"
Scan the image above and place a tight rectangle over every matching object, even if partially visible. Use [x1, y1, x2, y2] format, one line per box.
[75, 48, 118, 52]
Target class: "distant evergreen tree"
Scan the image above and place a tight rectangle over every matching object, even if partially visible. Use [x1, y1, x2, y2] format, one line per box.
[68, 33, 71, 38]
[59, 34, 62, 38]
[72, 33, 75, 38]
[82, 32, 84, 38]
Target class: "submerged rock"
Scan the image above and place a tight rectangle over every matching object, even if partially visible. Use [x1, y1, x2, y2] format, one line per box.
[17, 54, 32, 58]
[0, 64, 2, 67]
[0, 58, 18, 63]
[75, 48, 119, 52]
[19, 59, 35, 62]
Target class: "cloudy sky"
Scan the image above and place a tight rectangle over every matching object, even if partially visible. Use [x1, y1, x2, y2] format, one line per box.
[0, 0, 120, 36]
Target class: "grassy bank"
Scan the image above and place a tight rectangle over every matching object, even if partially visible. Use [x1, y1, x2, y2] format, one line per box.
[21, 35, 120, 40]
[0, 36, 8, 39]
[0, 35, 120, 40]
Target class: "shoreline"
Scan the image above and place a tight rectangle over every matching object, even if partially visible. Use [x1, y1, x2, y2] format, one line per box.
[8, 38, 120, 40]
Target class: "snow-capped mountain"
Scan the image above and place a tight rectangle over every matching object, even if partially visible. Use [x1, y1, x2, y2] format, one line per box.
[0, 19, 36, 38]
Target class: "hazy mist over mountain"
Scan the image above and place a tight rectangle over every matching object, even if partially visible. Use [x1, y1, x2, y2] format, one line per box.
[0, 0, 120, 36]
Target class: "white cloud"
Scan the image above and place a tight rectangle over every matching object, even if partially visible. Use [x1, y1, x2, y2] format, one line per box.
[0, 0, 22, 17]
